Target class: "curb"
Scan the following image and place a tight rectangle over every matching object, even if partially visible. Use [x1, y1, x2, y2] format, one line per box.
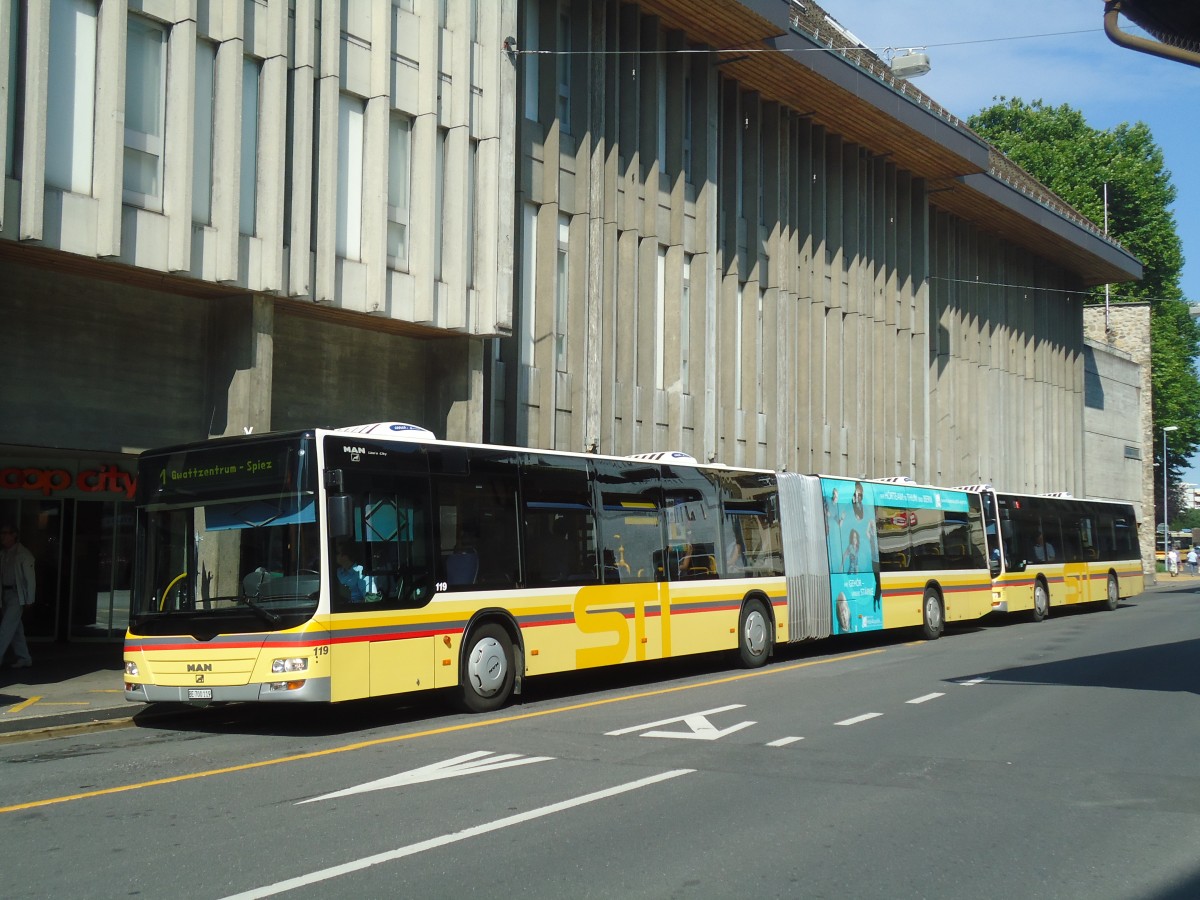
[0, 715, 136, 745]
[0, 704, 195, 744]
[0, 706, 136, 744]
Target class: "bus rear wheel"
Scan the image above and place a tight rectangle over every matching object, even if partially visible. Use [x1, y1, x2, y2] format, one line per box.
[1103, 573, 1119, 611]
[737, 598, 772, 667]
[1031, 581, 1049, 622]
[921, 588, 943, 640]
[458, 623, 515, 713]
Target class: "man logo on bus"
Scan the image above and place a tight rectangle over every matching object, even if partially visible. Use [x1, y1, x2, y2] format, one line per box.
[344, 445, 366, 462]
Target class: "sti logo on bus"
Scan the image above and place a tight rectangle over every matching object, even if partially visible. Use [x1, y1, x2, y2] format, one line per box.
[344, 445, 366, 462]
[187, 664, 213, 672]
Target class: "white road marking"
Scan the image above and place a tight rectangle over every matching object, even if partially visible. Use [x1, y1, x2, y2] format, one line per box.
[642, 715, 756, 740]
[297, 751, 554, 804]
[223, 769, 696, 900]
[766, 736, 804, 747]
[957, 677, 990, 686]
[906, 692, 945, 704]
[836, 712, 882, 726]
[606, 704, 745, 735]
[606, 704, 755, 740]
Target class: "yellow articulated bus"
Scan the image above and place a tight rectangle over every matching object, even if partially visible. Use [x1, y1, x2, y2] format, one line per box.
[967, 488, 1144, 619]
[124, 424, 995, 712]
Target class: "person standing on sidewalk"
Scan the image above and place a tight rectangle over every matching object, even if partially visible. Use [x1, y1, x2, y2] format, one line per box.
[1167, 546, 1180, 577]
[1188, 547, 1198, 576]
[0, 523, 35, 669]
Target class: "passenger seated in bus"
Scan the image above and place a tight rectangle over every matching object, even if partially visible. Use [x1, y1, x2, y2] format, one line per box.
[1032, 532, 1055, 562]
[445, 528, 480, 586]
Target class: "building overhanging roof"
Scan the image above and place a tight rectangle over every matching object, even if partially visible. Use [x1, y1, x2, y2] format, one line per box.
[639, 0, 1143, 286]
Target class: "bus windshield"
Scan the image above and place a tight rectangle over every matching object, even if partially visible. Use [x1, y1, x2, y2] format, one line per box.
[130, 435, 320, 635]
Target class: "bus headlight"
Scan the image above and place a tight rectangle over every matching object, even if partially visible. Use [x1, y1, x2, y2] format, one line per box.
[271, 657, 309, 674]
[125, 661, 139, 676]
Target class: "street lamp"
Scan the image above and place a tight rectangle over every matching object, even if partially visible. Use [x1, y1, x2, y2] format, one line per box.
[1163, 425, 1180, 561]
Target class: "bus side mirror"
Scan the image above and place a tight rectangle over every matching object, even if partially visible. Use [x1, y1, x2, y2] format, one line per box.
[329, 494, 354, 539]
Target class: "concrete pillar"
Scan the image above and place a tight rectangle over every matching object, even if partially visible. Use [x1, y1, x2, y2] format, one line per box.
[207, 294, 274, 437]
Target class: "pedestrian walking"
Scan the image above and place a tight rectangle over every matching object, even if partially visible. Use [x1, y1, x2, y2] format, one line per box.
[1167, 546, 1180, 577]
[0, 523, 35, 669]
[1188, 547, 1197, 575]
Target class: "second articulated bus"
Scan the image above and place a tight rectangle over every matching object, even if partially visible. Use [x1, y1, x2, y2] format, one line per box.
[123, 424, 996, 712]
[970, 488, 1144, 619]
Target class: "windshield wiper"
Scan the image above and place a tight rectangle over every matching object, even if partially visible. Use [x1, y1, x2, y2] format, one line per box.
[241, 568, 284, 624]
[239, 595, 282, 625]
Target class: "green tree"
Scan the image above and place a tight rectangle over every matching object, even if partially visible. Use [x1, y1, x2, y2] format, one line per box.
[1171, 506, 1200, 533]
[969, 98, 1199, 510]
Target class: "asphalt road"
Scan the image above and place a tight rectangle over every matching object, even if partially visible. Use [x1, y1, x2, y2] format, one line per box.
[4, 587, 1200, 900]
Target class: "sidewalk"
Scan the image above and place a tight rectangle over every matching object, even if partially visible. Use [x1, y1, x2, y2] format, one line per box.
[0, 643, 134, 740]
[1148, 568, 1200, 588]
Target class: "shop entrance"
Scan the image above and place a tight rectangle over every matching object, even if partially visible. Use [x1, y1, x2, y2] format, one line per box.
[0, 496, 134, 643]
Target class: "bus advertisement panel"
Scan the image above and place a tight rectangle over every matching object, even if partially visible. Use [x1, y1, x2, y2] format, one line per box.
[821, 478, 990, 636]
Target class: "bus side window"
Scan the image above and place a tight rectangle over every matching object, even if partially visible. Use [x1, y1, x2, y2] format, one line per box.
[718, 472, 783, 578]
[431, 449, 521, 591]
[520, 454, 599, 588]
[663, 466, 721, 581]
[593, 460, 664, 584]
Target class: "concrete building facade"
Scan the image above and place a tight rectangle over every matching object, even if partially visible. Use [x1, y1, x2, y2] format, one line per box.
[502, 0, 1141, 493]
[1083, 302, 1156, 573]
[1, 0, 1143, 645]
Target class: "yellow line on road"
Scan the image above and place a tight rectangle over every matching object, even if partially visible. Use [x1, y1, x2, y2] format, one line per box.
[0, 648, 885, 815]
[6, 697, 42, 714]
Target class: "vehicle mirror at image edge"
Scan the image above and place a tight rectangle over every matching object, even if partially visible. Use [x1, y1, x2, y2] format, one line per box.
[328, 493, 354, 539]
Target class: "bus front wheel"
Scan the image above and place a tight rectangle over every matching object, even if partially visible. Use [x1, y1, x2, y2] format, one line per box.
[458, 623, 515, 713]
[921, 589, 943, 640]
[1031, 581, 1049, 622]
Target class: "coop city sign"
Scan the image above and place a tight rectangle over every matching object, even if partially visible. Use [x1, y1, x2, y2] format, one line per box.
[0, 463, 138, 500]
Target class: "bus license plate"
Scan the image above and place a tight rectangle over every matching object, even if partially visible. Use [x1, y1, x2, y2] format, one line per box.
[188, 689, 213, 700]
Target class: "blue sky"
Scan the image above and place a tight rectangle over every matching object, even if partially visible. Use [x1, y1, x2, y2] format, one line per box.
[817, 1, 1199, 477]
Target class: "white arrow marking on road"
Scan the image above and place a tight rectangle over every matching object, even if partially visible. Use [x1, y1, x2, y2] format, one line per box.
[297, 751, 554, 804]
[605, 704, 756, 741]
